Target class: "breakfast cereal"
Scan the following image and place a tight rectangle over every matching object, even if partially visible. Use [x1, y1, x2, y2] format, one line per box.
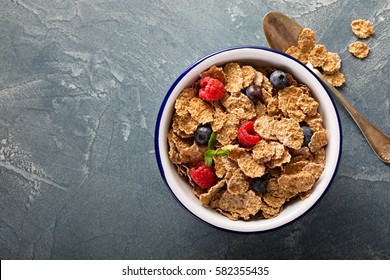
[285, 29, 345, 87]
[349, 41, 370, 58]
[351, 19, 375, 39]
[168, 62, 328, 221]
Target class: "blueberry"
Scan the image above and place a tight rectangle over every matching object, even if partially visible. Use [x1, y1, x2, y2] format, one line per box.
[252, 177, 268, 193]
[245, 84, 263, 103]
[270, 70, 288, 89]
[301, 125, 313, 147]
[194, 126, 212, 146]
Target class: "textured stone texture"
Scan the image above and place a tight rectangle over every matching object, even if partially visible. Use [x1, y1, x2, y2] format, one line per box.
[0, 0, 389, 259]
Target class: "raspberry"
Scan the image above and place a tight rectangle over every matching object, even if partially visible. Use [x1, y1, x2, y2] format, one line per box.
[237, 121, 261, 148]
[189, 161, 217, 188]
[198, 77, 225, 101]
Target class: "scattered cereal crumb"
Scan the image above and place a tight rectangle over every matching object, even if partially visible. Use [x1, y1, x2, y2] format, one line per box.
[349, 42, 370, 58]
[351, 19, 375, 39]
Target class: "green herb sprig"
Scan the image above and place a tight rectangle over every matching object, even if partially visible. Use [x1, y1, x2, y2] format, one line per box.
[204, 132, 230, 167]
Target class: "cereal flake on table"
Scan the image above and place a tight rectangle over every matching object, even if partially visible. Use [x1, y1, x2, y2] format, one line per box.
[167, 62, 328, 221]
[349, 42, 370, 58]
[351, 19, 375, 39]
[285, 28, 345, 87]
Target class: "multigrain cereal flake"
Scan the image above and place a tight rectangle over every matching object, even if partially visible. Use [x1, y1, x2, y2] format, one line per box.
[223, 62, 244, 93]
[199, 179, 226, 206]
[298, 28, 317, 52]
[221, 92, 256, 121]
[349, 42, 370, 58]
[242, 65, 256, 88]
[285, 28, 316, 64]
[277, 171, 316, 194]
[322, 71, 346, 87]
[175, 88, 197, 117]
[321, 52, 341, 74]
[273, 118, 304, 150]
[308, 44, 328, 68]
[217, 190, 262, 220]
[226, 168, 250, 195]
[351, 19, 375, 39]
[200, 65, 226, 84]
[237, 152, 266, 178]
[285, 28, 346, 87]
[188, 97, 214, 124]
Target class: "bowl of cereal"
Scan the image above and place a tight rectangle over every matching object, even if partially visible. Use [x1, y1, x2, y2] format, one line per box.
[155, 46, 341, 232]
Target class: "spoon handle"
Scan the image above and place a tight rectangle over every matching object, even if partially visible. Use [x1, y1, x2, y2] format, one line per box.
[309, 65, 390, 163]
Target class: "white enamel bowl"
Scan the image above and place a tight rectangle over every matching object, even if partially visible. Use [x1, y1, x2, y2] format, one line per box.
[155, 47, 341, 233]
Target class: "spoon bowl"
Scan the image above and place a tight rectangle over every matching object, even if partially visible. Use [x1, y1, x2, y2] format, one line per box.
[263, 12, 390, 163]
[263, 11, 303, 52]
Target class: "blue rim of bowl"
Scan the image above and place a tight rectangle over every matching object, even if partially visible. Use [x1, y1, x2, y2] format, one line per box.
[155, 46, 342, 233]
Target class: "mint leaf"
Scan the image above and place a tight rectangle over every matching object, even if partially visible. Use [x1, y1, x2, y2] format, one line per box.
[204, 154, 214, 167]
[204, 149, 215, 167]
[208, 132, 216, 149]
[203, 132, 230, 167]
[215, 149, 230, 156]
[205, 149, 216, 158]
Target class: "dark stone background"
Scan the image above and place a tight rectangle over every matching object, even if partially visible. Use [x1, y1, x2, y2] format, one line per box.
[0, 0, 389, 259]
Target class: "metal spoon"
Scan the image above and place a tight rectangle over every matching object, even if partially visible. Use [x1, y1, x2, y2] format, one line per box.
[263, 11, 390, 163]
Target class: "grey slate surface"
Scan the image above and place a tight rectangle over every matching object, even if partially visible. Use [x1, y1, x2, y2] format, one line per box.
[0, 0, 389, 259]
